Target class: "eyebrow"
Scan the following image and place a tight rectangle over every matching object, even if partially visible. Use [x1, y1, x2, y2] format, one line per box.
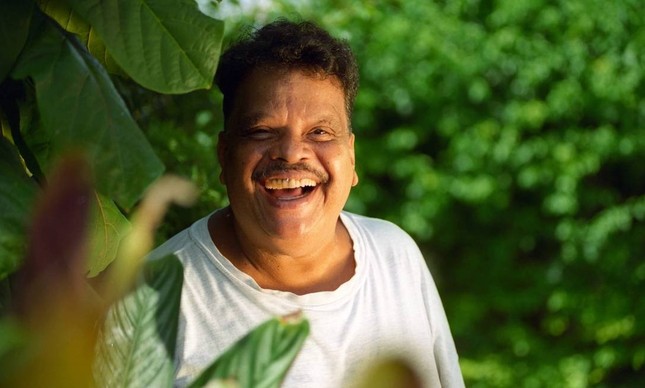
[235, 113, 343, 130]
[236, 112, 268, 129]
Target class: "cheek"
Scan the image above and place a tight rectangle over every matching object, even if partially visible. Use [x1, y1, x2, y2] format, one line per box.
[326, 152, 356, 184]
[227, 150, 267, 190]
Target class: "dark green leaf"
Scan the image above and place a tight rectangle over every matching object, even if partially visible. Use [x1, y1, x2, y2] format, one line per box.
[93, 254, 184, 388]
[12, 17, 164, 210]
[0, 0, 33, 82]
[189, 314, 310, 388]
[66, 0, 225, 93]
[0, 136, 38, 280]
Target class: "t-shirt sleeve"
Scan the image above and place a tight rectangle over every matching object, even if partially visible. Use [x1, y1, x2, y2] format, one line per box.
[417, 252, 465, 388]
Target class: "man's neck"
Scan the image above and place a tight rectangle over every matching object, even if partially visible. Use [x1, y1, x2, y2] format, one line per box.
[208, 208, 355, 295]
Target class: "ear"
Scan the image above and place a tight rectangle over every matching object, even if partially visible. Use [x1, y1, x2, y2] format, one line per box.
[217, 131, 227, 185]
[349, 133, 359, 187]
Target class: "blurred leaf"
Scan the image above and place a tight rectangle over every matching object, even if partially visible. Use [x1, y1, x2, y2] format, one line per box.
[189, 314, 310, 388]
[66, 0, 225, 93]
[12, 152, 93, 312]
[86, 192, 130, 277]
[353, 357, 423, 388]
[12, 16, 164, 210]
[105, 175, 197, 301]
[0, 136, 38, 280]
[6, 153, 101, 388]
[93, 254, 183, 388]
[0, 0, 33, 82]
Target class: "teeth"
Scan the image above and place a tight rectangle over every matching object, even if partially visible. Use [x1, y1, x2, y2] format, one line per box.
[265, 178, 317, 190]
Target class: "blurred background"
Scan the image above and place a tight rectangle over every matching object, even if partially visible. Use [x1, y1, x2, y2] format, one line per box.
[122, 0, 644, 386]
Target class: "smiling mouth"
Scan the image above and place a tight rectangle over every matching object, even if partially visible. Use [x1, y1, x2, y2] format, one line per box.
[264, 178, 318, 199]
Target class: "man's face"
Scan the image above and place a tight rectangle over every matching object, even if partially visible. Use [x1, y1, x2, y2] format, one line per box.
[218, 68, 358, 242]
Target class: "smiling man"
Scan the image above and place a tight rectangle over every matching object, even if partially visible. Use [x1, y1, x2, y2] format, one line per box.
[151, 19, 464, 387]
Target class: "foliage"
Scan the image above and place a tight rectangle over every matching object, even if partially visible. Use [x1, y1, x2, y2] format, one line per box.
[0, 0, 223, 308]
[0, 0, 309, 387]
[145, 0, 642, 386]
[188, 314, 310, 388]
[94, 254, 184, 388]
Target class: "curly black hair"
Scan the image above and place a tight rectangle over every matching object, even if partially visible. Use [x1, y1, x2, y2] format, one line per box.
[215, 19, 359, 128]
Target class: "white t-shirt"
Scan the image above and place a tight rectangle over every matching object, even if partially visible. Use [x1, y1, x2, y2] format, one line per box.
[150, 210, 464, 387]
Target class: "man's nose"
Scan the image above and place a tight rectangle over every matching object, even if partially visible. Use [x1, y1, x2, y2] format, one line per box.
[270, 133, 310, 163]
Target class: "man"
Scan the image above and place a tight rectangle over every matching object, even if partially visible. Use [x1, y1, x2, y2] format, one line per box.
[151, 19, 464, 387]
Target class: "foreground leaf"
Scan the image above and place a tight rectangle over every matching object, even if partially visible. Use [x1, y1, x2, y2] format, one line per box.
[352, 357, 423, 388]
[105, 175, 197, 300]
[5, 153, 101, 388]
[12, 15, 164, 209]
[12, 152, 93, 312]
[0, 136, 38, 280]
[93, 254, 184, 388]
[189, 314, 310, 388]
[67, 0, 225, 93]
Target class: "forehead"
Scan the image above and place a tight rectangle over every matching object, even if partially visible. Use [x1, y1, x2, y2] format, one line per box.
[228, 68, 348, 129]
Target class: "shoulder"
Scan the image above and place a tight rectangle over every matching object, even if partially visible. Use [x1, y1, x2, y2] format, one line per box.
[342, 211, 426, 276]
[342, 211, 420, 252]
[146, 214, 210, 262]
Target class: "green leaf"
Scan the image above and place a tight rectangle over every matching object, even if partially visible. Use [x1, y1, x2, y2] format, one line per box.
[86, 192, 130, 277]
[12, 16, 164, 210]
[37, 0, 125, 75]
[189, 314, 310, 388]
[66, 0, 225, 93]
[0, 136, 38, 280]
[94, 254, 184, 388]
[0, 0, 33, 82]
[37, 0, 90, 37]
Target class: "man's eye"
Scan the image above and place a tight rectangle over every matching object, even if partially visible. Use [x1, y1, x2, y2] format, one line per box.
[309, 128, 333, 140]
[244, 128, 273, 140]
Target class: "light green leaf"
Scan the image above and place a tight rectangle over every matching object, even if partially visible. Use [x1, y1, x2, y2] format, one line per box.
[66, 0, 225, 93]
[0, 0, 33, 82]
[37, 0, 125, 75]
[37, 0, 90, 37]
[0, 136, 38, 280]
[189, 314, 310, 388]
[94, 254, 183, 388]
[86, 192, 130, 277]
[12, 17, 164, 210]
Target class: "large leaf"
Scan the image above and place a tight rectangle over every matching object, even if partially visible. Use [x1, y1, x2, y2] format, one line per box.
[12, 15, 164, 210]
[37, 0, 125, 75]
[93, 254, 184, 388]
[66, 0, 225, 93]
[0, 0, 33, 82]
[86, 192, 130, 277]
[0, 136, 38, 280]
[189, 314, 310, 388]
